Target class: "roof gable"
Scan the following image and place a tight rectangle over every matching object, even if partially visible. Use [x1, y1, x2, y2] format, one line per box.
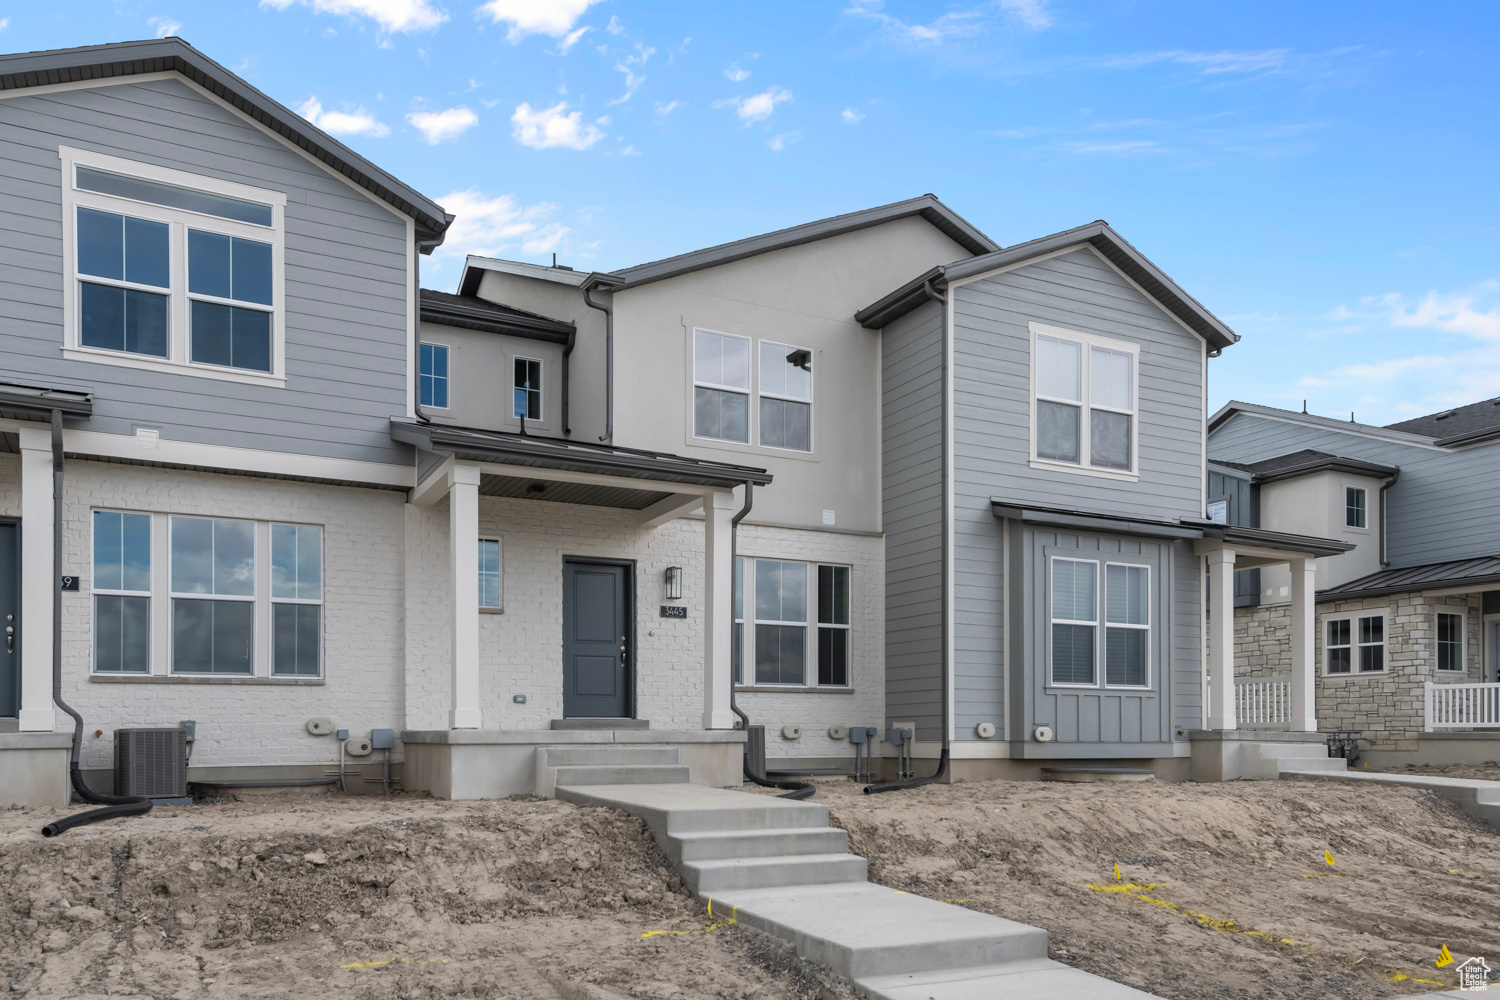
[0, 37, 451, 247]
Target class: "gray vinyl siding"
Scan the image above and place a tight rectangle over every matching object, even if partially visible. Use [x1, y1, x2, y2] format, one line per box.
[1208, 468, 1260, 603]
[881, 299, 944, 740]
[0, 77, 412, 467]
[1209, 414, 1500, 567]
[951, 248, 1205, 521]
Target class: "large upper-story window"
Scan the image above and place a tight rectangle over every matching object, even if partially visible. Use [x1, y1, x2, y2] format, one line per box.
[1031, 323, 1139, 477]
[758, 342, 813, 452]
[694, 329, 750, 444]
[420, 343, 450, 409]
[693, 329, 815, 452]
[62, 147, 286, 385]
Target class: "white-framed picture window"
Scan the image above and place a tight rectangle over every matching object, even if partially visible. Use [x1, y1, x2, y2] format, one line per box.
[1437, 609, 1466, 672]
[758, 341, 813, 452]
[732, 557, 852, 689]
[1346, 487, 1368, 529]
[420, 342, 450, 409]
[92, 511, 152, 674]
[1048, 556, 1153, 688]
[1104, 563, 1150, 687]
[270, 524, 323, 677]
[478, 538, 503, 610]
[61, 147, 287, 386]
[1030, 322, 1139, 478]
[170, 516, 256, 675]
[513, 357, 542, 421]
[1049, 557, 1098, 686]
[1324, 612, 1386, 674]
[693, 329, 751, 443]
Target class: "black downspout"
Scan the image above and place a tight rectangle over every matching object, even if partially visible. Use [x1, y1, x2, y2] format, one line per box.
[561, 327, 577, 436]
[1378, 469, 1400, 568]
[726, 483, 813, 800]
[581, 277, 614, 443]
[867, 278, 951, 793]
[41, 408, 152, 837]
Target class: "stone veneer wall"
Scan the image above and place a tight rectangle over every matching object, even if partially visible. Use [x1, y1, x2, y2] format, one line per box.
[1233, 604, 1291, 680]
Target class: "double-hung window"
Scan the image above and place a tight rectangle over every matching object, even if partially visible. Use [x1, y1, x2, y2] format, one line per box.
[420, 343, 450, 409]
[64, 149, 284, 382]
[478, 538, 503, 610]
[758, 343, 812, 452]
[1049, 556, 1152, 688]
[93, 511, 152, 674]
[1437, 611, 1465, 672]
[1031, 324, 1138, 475]
[1346, 488, 1367, 528]
[1325, 613, 1385, 674]
[171, 517, 256, 675]
[694, 330, 751, 443]
[514, 357, 542, 420]
[1105, 564, 1150, 686]
[817, 565, 851, 686]
[271, 525, 323, 676]
[754, 560, 807, 685]
[732, 558, 852, 688]
[1050, 559, 1098, 685]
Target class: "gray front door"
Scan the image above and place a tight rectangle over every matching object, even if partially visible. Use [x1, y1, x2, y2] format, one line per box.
[562, 559, 632, 718]
[0, 521, 18, 718]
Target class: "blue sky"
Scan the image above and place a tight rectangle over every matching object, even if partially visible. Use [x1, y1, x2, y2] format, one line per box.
[7, 2, 1499, 421]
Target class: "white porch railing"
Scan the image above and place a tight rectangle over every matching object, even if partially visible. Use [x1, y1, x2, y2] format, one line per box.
[1425, 681, 1500, 731]
[1235, 675, 1291, 729]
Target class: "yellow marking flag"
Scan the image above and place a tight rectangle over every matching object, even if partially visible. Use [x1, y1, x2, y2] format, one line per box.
[1437, 944, 1455, 968]
[1324, 851, 1336, 866]
[1114, 863, 1121, 881]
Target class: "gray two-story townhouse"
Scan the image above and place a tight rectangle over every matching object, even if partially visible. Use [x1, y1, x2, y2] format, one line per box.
[855, 223, 1354, 781]
[0, 37, 453, 805]
[1209, 397, 1500, 765]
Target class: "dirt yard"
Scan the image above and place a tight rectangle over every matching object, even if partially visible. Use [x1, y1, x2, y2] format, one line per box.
[794, 775, 1500, 999]
[0, 790, 857, 1000]
[1365, 760, 1500, 782]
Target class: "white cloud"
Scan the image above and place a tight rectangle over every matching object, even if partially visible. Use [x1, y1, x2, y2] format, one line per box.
[655, 100, 683, 116]
[557, 24, 590, 51]
[259, 0, 446, 33]
[511, 101, 605, 150]
[476, 0, 600, 42]
[0, 18, 9, 31]
[841, 107, 865, 124]
[1380, 283, 1500, 341]
[298, 96, 391, 137]
[724, 64, 750, 82]
[149, 17, 183, 37]
[1102, 49, 1293, 75]
[618, 144, 641, 156]
[608, 42, 654, 105]
[406, 106, 479, 143]
[605, 14, 623, 34]
[845, 0, 984, 43]
[432, 188, 568, 260]
[767, 131, 801, 152]
[998, 0, 1052, 29]
[718, 86, 791, 125]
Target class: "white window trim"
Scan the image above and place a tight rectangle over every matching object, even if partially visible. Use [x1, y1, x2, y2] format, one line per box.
[59, 146, 287, 387]
[1103, 561, 1152, 690]
[1343, 484, 1370, 532]
[90, 511, 152, 676]
[269, 524, 325, 678]
[1435, 605, 1467, 673]
[756, 340, 815, 454]
[1206, 497, 1230, 525]
[733, 557, 850, 690]
[1321, 609, 1389, 676]
[692, 327, 753, 445]
[1027, 321, 1141, 482]
[419, 341, 453, 412]
[1047, 556, 1101, 689]
[478, 537, 504, 614]
[513, 355, 544, 422]
[167, 515, 259, 677]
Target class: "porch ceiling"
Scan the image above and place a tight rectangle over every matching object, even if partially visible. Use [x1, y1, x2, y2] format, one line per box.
[479, 472, 672, 510]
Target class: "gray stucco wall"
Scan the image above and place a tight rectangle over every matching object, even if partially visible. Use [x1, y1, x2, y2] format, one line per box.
[1208, 414, 1500, 567]
[880, 299, 944, 742]
[418, 321, 565, 437]
[0, 77, 414, 466]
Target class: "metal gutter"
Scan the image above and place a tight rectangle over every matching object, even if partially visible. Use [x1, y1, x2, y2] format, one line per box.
[1251, 455, 1400, 485]
[1434, 425, 1500, 449]
[990, 500, 1203, 540]
[419, 293, 573, 344]
[0, 383, 93, 420]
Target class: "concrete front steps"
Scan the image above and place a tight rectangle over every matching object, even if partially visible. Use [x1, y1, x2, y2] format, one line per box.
[1190, 730, 1348, 781]
[550, 759, 1158, 999]
[1283, 768, 1500, 833]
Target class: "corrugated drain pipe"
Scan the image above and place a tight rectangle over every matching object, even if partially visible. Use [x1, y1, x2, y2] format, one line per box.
[42, 408, 153, 837]
[727, 483, 813, 800]
[866, 277, 951, 793]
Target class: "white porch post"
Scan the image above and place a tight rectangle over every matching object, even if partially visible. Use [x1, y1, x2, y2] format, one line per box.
[17, 426, 56, 732]
[1289, 557, 1319, 732]
[1207, 547, 1237, 731]
[449, 464, 482, 730]
[702, 489, 736, 730]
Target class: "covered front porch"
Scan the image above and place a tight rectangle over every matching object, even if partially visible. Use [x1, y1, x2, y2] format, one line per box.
[389, 419, 770, 798]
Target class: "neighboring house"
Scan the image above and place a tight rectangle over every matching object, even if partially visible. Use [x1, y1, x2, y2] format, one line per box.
[1209, 398, 1500, 761]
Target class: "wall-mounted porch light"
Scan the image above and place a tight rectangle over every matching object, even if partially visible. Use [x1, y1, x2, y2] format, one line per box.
[664, 565, 683, 601]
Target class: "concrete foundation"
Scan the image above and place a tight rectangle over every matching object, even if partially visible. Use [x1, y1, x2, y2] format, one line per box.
[1358, 731, 1500, 769]
[881, 755, 1193, 783]
[0, 733, 73, 807]
[400, 728, 745, 799]
[1188, 729, 1344, 781]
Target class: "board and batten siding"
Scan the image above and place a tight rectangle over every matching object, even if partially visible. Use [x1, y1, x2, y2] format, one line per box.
[1209, 414, 1500, 568]
[881, 298, 944, 741]
[0, 77, 413, 466]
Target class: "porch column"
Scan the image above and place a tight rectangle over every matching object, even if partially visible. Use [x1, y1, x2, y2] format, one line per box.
[1206, 547, 1237, 730]
[17, 426, 55, 732]
[449, 464, 482, 729]
[1289, 557, 1318, 732]
[702, 489, 736, 730]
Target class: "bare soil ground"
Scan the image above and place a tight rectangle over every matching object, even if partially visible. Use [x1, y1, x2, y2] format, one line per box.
[784, 775, 1500, 1000]
[0, 790, 857, 1000]
[1364, 760, 1500, 782]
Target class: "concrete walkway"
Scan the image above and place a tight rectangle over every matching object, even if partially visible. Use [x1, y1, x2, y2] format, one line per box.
[1281, 767, 1500, 832]
[556, 779, 1157, 999]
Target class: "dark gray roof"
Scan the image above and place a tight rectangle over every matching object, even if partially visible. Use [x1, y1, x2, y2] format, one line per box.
[857, 221, 1239, 352]
[420, 289, 573, 344]
[1245, 449, 1399, 484]
[391, 419, 773, 490]
[0, 38, 452, 247]
[600, 194, 998, 290]
[1319, 554, 1500, 602]
[1385, 396, 1500, 448]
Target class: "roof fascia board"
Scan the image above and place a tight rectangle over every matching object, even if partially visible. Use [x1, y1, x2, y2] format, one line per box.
[1253, 457, 1399, 485]
[0, 384, 93, 418]
[0, 68, 178, 101]
[1209, 404, 1446, 451]
[460, 255, 590, 296]
[420, 299, 574, 343]
[854, 266, 945, 329]
[990, 499, 1202, 540]
[1319, 573, 1500, 603]
[1434, 426, 1500, 449]
[1207, 461, 1252, 479]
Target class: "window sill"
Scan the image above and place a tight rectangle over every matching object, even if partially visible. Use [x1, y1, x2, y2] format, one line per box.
[90, 673, 324, 685]
[1029, 459, 1139, 483]
[479, 606, 505, 615]
[735, 685, 855, 695]
[63, 346, 286, 388]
